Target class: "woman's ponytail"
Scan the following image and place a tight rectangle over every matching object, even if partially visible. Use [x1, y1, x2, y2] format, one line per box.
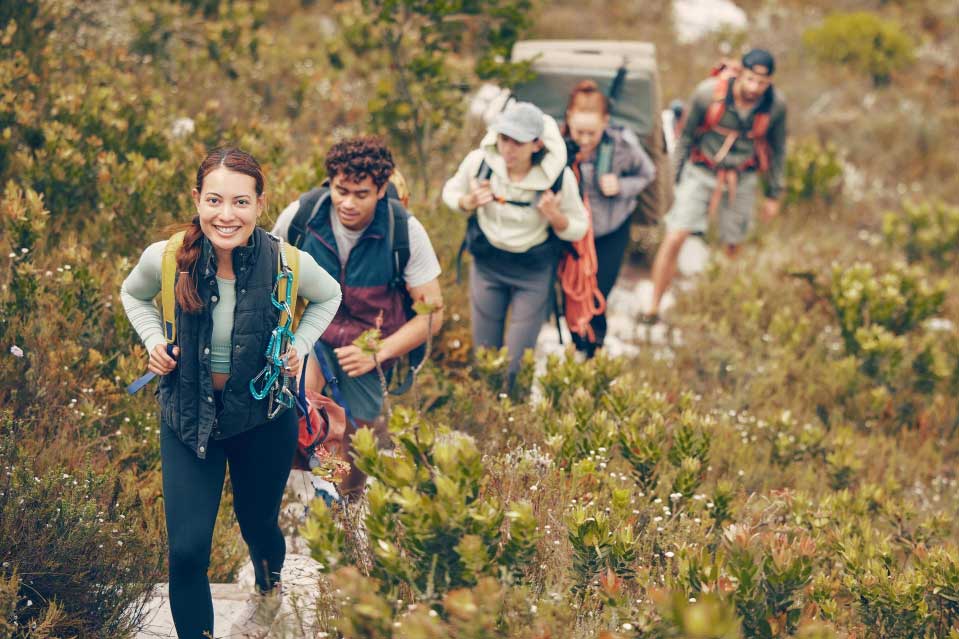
[174, 216, 205, 314]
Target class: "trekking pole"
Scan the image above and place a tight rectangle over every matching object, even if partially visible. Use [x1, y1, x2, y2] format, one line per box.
[552, 282, 564, 346]
[126, 344, 176, 394]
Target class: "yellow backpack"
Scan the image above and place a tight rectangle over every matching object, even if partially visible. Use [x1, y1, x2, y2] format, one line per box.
[160, 231, 301, 346]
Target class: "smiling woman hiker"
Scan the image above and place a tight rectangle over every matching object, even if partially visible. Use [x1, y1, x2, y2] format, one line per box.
[563, 80, 656, 357]
[120, 147, 342, 639]
[443, 101, 588, 387]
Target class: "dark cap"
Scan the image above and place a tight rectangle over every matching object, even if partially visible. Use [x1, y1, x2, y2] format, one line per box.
[742, 49, 775, 76]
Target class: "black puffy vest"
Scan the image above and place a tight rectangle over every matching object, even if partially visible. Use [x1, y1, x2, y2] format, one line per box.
[158, 227, 285, 459]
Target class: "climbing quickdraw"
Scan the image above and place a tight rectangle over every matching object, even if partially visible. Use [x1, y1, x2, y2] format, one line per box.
[250, 240, 297, 419]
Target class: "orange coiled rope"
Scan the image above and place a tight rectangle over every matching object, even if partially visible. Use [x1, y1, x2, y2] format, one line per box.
[557, 164, 606, 342]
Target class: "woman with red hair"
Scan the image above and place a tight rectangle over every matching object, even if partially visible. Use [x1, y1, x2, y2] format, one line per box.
[564, 80, 656, 356]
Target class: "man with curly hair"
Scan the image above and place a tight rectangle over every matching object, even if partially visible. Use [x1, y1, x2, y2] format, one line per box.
[273, 136, 443, 497]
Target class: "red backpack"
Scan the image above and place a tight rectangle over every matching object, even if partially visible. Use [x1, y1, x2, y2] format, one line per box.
[292, 356, 350, 479]
[687, 60, 772, 173]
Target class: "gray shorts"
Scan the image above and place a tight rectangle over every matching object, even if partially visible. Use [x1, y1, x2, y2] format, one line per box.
[665, 163, 759, 245]
[314, 342, 383, 423]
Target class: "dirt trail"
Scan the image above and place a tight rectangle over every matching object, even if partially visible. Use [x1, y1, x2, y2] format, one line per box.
[534, 235, 710, 364]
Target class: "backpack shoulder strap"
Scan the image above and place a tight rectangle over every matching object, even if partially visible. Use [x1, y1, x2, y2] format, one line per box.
[283, 240, 301, 327]
[699, 77, 731, 134]
[749, 88, 775, 138]
[267, 232, 301, 329]
[161, 231, 186, 344]
[387, 198, 411, 290]
[595, 136, 614, 176]
[607, 65, 628, 104]
[549, 167, 565, 194]
[289, 187, 330, 248]
[475, 159, 493, 182]
[385, 180, 401, 201]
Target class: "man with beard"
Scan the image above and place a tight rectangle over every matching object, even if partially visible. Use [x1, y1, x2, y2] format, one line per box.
[644, 49, 787, 324]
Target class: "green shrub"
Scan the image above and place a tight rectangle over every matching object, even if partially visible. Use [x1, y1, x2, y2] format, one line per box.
[539, 350, 624, 408]
[803, 12, 916, 85]
[541, 387, 618, 470]
[825, 261, 945, 356]
[784, 140, 843, 207]
[327, 0, 534, 196]
[321, 566, 563, 639]
[472, 346, 536, 399]
[648, 590, 742, 639]
[882, 199, 959, 267]
[674, 496, 821, 639]
[0, 424, 162, 638]
[566, 504, 637, 592]
[916, 546, 959, 632]
[0, 570, 67, 637]
[304, 407, 540, 602]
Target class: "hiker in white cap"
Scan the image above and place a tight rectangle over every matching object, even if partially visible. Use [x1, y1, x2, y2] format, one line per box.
[443, 101, 588, 387]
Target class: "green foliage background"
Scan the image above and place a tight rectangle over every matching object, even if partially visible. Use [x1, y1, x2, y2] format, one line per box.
[0, 0, 958, 637]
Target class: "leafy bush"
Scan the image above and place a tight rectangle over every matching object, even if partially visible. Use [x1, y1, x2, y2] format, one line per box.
[539, 350, 624, 407]
[672, 495, 822, 639]
[319, 566, 569, 639]
[472, 346, 537, 399]
[0, 424, 162, 638]
[567, 503, 637, 591]
[803, 12, 916, 85]
[839, 536, 959, 636]
[618, 402, 712, 502]
[784, 140, 843, 207]
[817, 261, 952, 408]
[304, 407, 540, 602]
[327, 0, 534, 195]
[826, 261, 945, 354]
[883, 199, 959, 267]
[648, 590, 742, 639]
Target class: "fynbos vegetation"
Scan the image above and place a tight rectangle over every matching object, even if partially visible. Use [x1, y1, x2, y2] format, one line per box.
[1, 0, 957, 637]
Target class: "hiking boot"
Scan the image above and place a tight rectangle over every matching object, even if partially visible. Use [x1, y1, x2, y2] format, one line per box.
[638, 312, 660, 326]
[227, 583, 282, 638]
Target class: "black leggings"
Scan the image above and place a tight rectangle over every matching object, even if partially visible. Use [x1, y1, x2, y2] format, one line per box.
[160, 404, 298, 639]
[572, 219, 632, 357]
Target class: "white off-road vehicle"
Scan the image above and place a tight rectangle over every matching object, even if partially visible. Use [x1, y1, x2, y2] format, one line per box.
[472, 39, 674, 225]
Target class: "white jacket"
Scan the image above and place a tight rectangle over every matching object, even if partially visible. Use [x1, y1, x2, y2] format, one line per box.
[442, 114, 588, 253]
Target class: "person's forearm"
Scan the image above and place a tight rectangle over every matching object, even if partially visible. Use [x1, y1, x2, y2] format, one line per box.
[545, 211, 570, 233]
[618, 170, 655, 199]
[292, 291, 342, 356]
[765, 117, 787, 199]
[619, 148, 657, 199]
[442, 163, 471, 212]
[552, 175, 588, 242]
[378, 310, 444, 361]
[120, 285, 166, 353]
[120, 245, 166, 352]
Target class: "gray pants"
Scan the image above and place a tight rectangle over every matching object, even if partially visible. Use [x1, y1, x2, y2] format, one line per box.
[470, 257, 555, 375]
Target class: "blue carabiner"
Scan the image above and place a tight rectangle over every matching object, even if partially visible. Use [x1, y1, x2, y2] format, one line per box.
[272, 271, 294, 313]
